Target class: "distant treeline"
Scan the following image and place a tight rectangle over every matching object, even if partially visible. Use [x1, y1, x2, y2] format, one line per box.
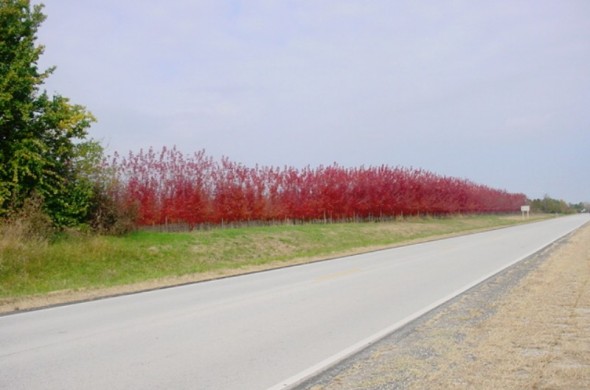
[529, 196, 587, 214]
[99, 147, 528, 229]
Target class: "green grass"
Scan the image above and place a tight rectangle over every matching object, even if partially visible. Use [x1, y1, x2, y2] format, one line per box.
[0, 214, 547, 298]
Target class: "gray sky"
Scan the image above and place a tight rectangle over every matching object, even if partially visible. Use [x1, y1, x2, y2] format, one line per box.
[35, 0, 590, 202]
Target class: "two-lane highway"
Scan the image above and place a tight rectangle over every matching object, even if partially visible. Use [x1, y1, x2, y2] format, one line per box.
[1, 214, 589, 389]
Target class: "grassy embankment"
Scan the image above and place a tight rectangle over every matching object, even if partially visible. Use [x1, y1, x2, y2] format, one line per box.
[0, 214, 547, 300]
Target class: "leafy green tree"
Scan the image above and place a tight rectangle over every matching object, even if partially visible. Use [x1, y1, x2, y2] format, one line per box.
[0, 0, 96, 225]
[530, 195, 575, 215]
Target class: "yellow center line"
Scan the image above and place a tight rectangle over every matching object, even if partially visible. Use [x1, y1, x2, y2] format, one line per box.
[314, 268, 363, 283]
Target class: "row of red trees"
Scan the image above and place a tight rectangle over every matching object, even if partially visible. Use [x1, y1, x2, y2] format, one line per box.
[105, 147, 527, 227]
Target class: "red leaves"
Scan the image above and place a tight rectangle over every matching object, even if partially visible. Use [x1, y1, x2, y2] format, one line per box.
[106, 147, 527, 226]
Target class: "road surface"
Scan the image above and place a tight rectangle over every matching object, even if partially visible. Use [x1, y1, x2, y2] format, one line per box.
[1, 214, 588, 389]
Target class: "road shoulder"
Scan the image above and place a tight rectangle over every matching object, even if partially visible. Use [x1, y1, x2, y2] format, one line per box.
[300, 222, 590, 389]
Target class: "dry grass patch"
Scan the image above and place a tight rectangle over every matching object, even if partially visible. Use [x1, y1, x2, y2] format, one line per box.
[433, 224, 590, 389]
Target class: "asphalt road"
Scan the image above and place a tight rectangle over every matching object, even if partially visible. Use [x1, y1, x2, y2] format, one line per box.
[1, 215, 588, 390]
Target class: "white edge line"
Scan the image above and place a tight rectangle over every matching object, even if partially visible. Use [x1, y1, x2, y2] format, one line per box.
[267, 222, 584, 390]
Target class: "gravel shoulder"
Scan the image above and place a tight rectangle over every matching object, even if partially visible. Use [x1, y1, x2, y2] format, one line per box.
[299, 222, 590, 389]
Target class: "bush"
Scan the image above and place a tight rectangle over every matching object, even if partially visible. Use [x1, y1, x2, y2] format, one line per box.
[11, 193, 54, 240]
[0, 193, 54, 251]
[87, 183, 138, 235]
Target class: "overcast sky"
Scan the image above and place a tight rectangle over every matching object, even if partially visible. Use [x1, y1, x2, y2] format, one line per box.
[34, 0, 589, 202]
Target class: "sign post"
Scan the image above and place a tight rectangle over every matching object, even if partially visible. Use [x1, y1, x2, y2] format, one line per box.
[521, 205, 530, 219]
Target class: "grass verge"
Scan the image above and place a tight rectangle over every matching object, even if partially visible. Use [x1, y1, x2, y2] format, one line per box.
[0, 214, 547, 305]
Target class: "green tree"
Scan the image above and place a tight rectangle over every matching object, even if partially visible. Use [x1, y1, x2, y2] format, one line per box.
[530, 195, 575, 215]
[0, 0, 96, 225]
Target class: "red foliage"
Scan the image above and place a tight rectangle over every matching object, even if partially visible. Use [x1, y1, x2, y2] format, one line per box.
[106, 147, 527, 227]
